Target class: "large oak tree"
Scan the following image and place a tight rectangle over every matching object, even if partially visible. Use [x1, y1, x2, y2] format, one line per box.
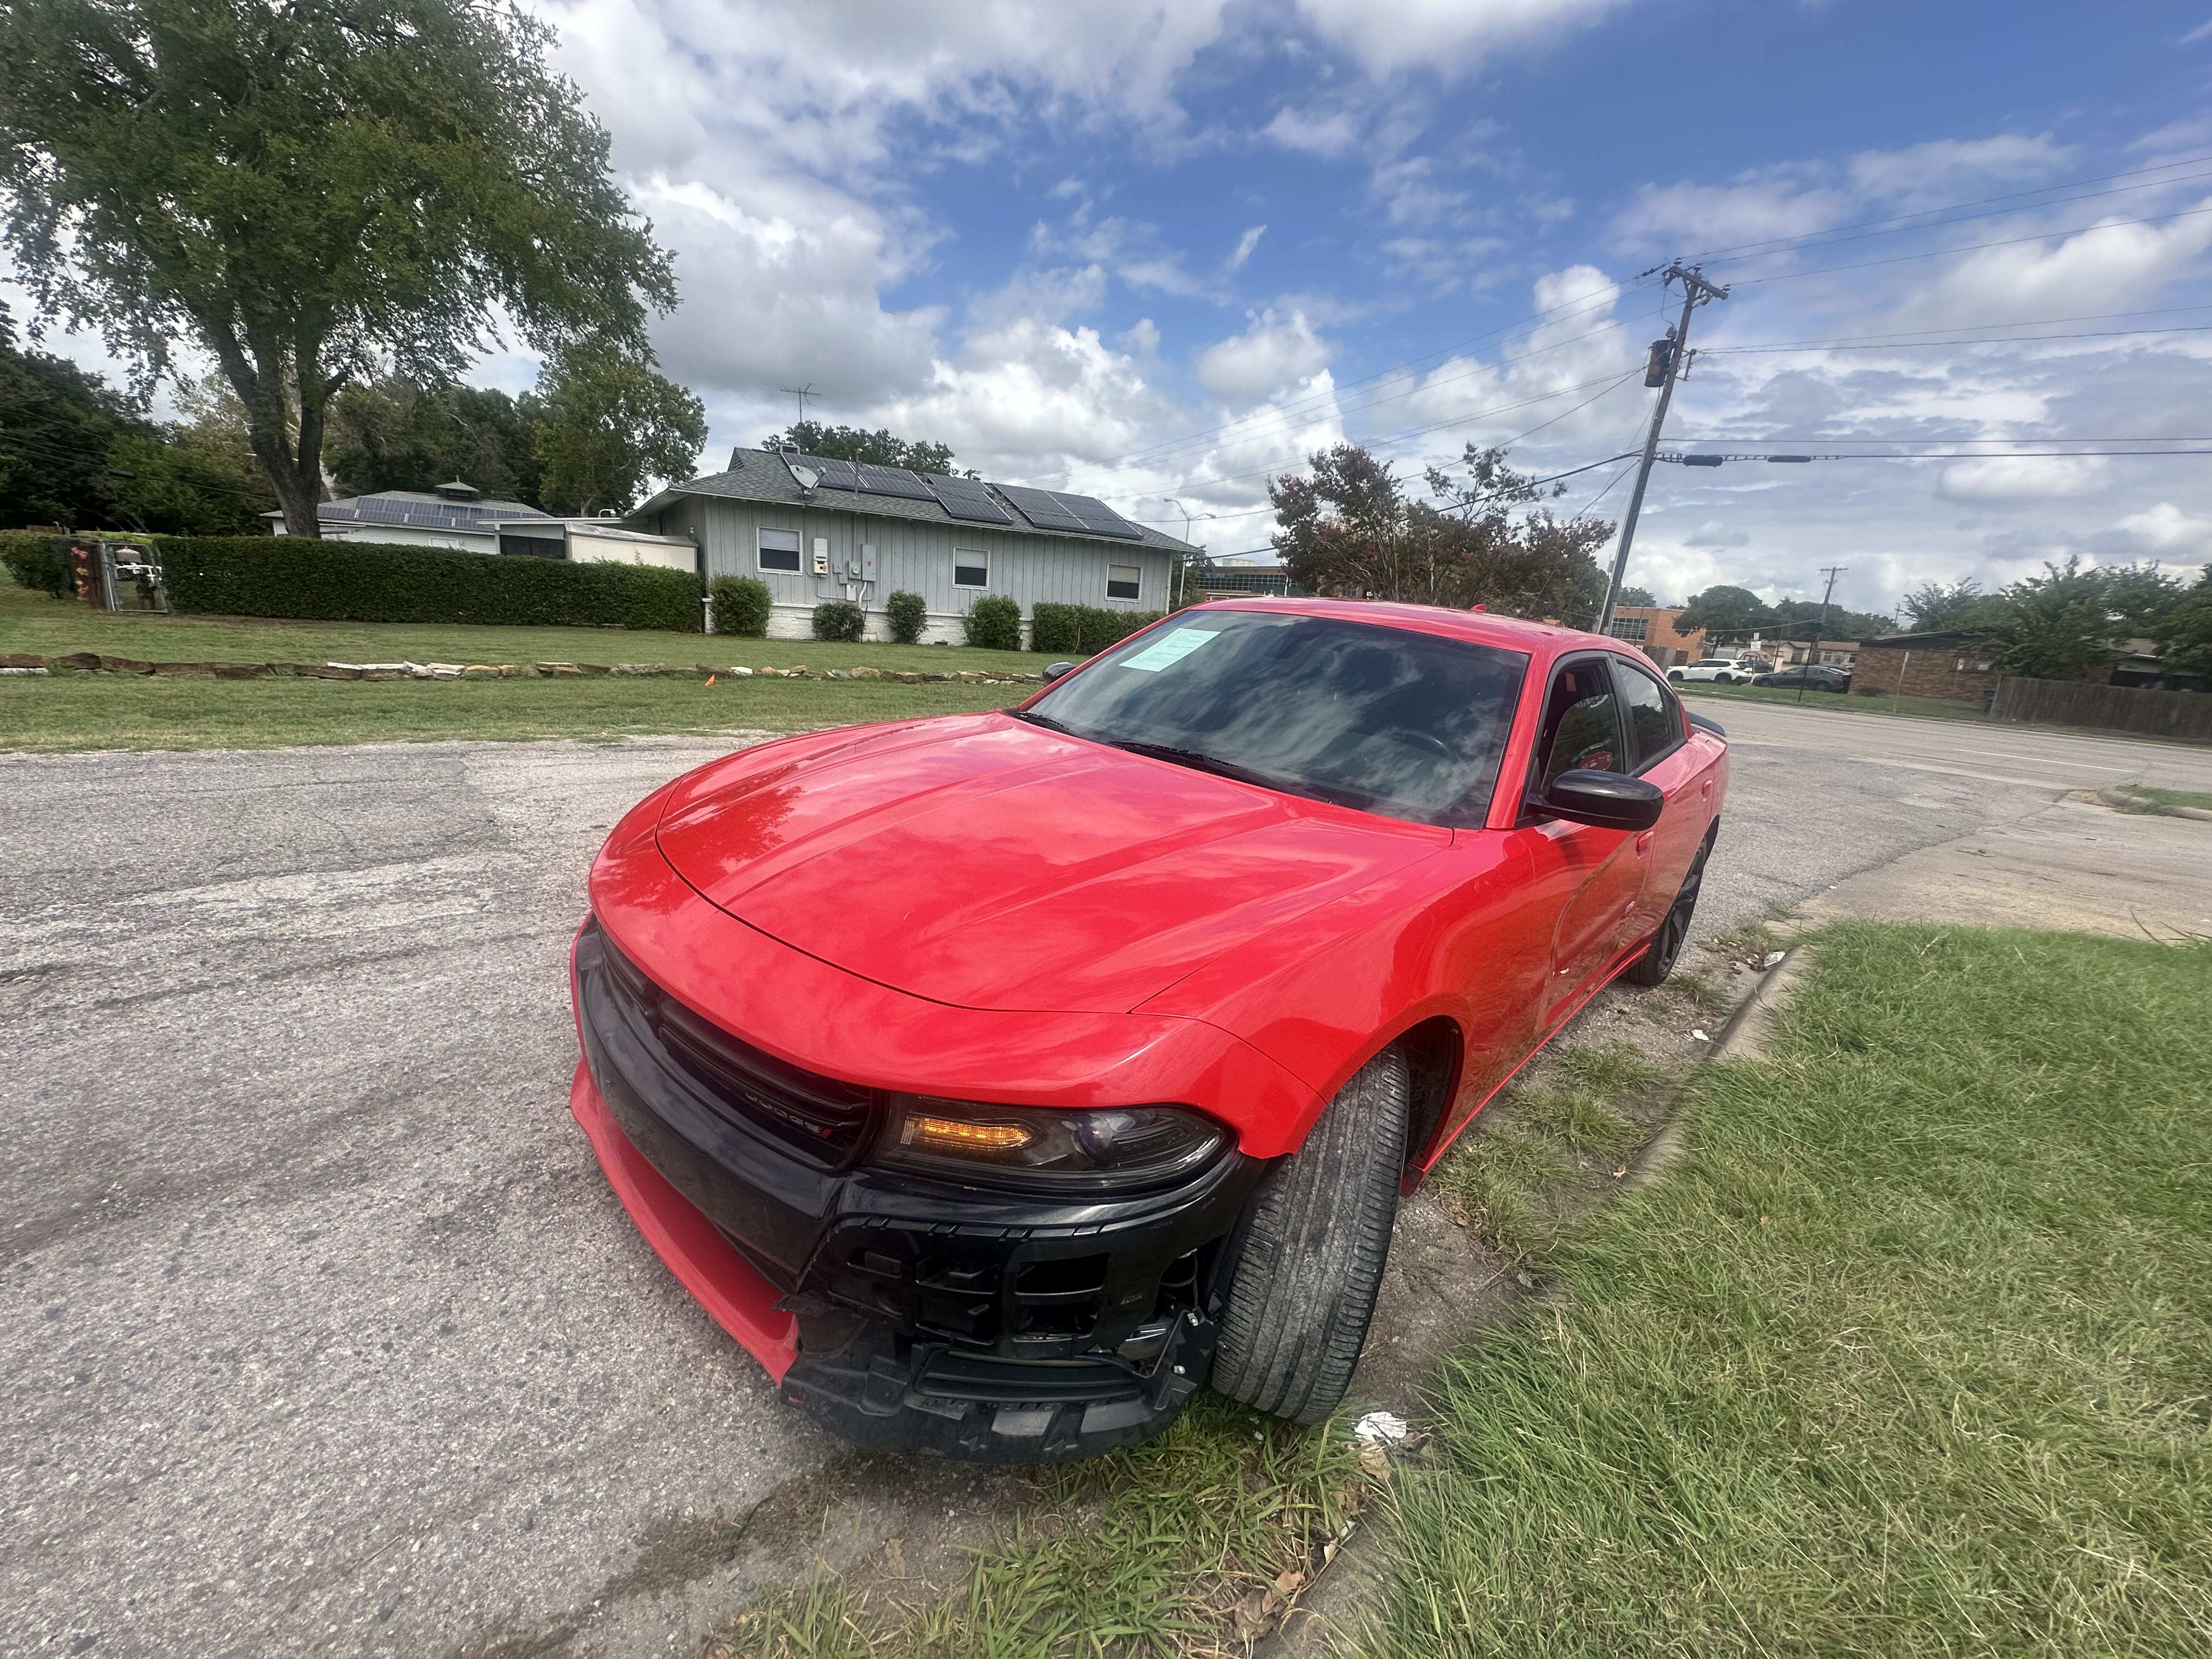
[0, 0, 676, 534]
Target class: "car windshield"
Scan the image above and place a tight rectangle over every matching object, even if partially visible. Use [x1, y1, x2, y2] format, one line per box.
[1020, 609, 1527, 827]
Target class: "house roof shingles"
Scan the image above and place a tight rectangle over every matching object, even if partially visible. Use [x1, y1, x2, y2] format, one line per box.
[634, 448, 1201, 555]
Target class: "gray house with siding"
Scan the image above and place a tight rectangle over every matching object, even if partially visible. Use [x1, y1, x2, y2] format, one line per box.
[629, 448, 1199, 645]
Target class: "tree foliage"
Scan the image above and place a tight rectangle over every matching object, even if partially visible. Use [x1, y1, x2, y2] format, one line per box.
[1974, 556, 2179, 681]
[1899, 579, 1996, 633]
[2153, 566, 2212, 680]
[1672, 585, 1773, 639]
[0, 0, 677, 534]
[1, 307, 269, 532]
[532, 343, 706, 516]
[1615, 585, 1659, 608]
[762, 420, 957, 476]
[326, 377, 546, 505]
[1269, 442, 1611, 622]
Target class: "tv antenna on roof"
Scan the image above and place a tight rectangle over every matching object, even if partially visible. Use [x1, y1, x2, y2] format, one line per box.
[777, 382, 817, 424]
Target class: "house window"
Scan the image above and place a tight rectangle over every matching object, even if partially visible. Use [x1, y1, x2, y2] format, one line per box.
[1106, 564, 1141, 601]
[954, 550, 988, 589]
[758, 527, 802, 573]
[1606, 616, 1649, 642]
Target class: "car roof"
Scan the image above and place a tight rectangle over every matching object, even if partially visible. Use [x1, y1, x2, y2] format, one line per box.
[1193, 595, 1630, 663]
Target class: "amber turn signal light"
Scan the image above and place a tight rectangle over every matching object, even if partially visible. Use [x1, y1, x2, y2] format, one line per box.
[901, 1115, 1036, 1153]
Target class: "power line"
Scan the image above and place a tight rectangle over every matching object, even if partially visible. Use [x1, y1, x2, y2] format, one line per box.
[1660, 447, 2212, 460]
[1008, 280, 1660, 486]
[1690, 157, 2212, 269]
[1698, 301, 2212, 346]
[1707, 323, 2212, 353]
[1728, 201, 2212, 290]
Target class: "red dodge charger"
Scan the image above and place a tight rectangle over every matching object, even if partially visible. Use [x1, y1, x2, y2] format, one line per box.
[568, 599, 1726, 1460]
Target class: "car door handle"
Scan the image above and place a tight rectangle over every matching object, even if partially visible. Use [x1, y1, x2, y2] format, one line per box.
[1700, 778, 1712, 797]
[1635, 832, 1654, 856]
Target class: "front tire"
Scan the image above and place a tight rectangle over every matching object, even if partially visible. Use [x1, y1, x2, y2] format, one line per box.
[1667, 670, 1684, 683]
[1624, 831, 1713, 987]
[1714, 672, 1733, 685]
[1211, 1045, 1409, 1424]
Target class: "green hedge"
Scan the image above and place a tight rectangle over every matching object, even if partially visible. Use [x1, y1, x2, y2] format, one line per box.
[812, 599, 865, 642]
[886, 589, 927, 645]
[711, 575, 772, 637]
[157, 535, 700, 631]
[964, 594, 1022, 651]
[1031, 602, 1165, 654]
[1, 531, 71, 598]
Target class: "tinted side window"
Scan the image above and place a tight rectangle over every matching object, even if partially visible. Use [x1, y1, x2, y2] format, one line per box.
[1615, 661, 1681, 767]
[1535, 661, 1627, 791]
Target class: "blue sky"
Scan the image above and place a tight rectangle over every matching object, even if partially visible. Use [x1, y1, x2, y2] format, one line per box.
[25, 1, 2212, 619]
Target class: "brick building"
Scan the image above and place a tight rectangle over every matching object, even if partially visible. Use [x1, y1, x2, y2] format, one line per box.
[1850, 631, 2001, 705]
[1604, 606, 1707, 668]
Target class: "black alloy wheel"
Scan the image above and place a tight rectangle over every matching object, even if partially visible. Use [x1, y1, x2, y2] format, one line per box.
[1624, 832, 1713, 988]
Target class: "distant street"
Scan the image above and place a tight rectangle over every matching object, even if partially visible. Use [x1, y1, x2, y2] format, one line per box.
[0, 703, 2188, 1656]
[1689, 694, 2212, 795]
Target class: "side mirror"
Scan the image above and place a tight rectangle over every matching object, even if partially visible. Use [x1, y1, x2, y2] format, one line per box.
[1540, 769, 1664, 831]
[1041, 661, 1075, 683]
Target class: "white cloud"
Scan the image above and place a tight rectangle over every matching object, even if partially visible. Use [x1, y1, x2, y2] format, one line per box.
[2182, 19, 2212, 44]
[1938, 455, 2113, 502]
[1197, 309, 1335, 400]
[1262, 104, 1365, 159]
[1899, 202, 2212, 327]
[2118, 500, 2212, 552]
[1686, 520, 1750, 548]
[1291, 0, 1631, 80]
[1227, 225, 1268, 272]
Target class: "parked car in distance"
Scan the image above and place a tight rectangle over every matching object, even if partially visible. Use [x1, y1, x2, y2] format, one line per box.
[1670, 657, 1754, 683]
[1734, 658, 1775, 676]
[1752, 664, 1853, 692]
[569, 599, 1728, 1462]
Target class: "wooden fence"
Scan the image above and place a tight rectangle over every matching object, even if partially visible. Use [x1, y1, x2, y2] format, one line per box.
[1989, 676, 2212, 742]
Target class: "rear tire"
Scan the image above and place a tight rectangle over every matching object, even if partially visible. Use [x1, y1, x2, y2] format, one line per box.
[1624, 831, 1713, 988]
[1667, 670, 1684, 683]
[1210, 1045, 1409, 1425]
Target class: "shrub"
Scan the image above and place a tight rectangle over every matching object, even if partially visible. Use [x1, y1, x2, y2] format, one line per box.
[886, 588, 927, 645]
[712, 574, 773, 637]
[812, 599, 866, 642]
[964, 594, 1022, 651]
[1, 532, 71, 599]
[156, 535, 700, 630]
[1030, 601, 1163, 654]
[1030, 601, 1084, 655]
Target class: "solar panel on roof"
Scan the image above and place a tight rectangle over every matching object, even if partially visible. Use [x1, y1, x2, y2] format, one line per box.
[790, 453, 860, 490]
[855, 463, 934, 500]
[924, 474, 1013, 524]
[997, 483, 1091, 533]
[1053, 491, 1143, 540]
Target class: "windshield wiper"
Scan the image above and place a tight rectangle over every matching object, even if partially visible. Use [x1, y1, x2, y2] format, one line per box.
[1102, 739, 1378, 811]
[1007, 708, 1074, 733]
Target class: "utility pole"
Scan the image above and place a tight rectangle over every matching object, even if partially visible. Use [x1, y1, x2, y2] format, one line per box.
[1798, 562, 1847, 704]
[1596, 261, 1729, 636]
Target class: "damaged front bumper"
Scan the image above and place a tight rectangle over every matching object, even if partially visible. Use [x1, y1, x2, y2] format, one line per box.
[570, 919, 1267, 1461]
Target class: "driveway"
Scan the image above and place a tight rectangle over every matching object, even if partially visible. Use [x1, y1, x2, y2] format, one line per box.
[0, 707, 2170, 1656]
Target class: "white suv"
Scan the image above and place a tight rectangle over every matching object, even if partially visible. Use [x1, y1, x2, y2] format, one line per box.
[1670, 657, 1756, 684]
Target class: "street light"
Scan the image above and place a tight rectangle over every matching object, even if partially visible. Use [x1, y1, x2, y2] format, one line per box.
[1164, 499, 1217, 605]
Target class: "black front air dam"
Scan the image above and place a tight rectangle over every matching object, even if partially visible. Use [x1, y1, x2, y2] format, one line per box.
[781, 1150, 1267, 1461]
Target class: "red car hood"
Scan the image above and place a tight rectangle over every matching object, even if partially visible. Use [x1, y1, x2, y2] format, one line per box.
[654, 714, 1448, 1014]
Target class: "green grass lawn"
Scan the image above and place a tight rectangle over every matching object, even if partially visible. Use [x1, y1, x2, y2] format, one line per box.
[0, 581, 1045, 676]
[1373, 921, 2212, 1658]
[1677, 678, 1988, 723]
[2116, 785, 2212, 814]
[0, 672, 1029, 753]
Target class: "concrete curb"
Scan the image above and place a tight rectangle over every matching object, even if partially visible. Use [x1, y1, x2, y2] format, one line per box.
[2097, 786, 2212, 822]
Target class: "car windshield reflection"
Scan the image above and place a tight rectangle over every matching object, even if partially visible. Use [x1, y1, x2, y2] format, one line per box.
[1020, 610, 1528, 828]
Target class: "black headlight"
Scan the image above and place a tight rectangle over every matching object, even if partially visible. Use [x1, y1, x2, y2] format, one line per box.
[876, 1094, 1230, 1193]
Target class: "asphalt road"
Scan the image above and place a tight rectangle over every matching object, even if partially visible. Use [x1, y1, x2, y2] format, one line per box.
[0, 705, 2161, 1656]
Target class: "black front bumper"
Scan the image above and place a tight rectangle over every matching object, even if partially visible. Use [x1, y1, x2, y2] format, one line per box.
[574, 920, 1268, 1460]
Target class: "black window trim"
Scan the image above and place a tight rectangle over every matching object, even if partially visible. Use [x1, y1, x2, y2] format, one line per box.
[1521, 650, 1630, 821]
[1606, 653, 1688, 775]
